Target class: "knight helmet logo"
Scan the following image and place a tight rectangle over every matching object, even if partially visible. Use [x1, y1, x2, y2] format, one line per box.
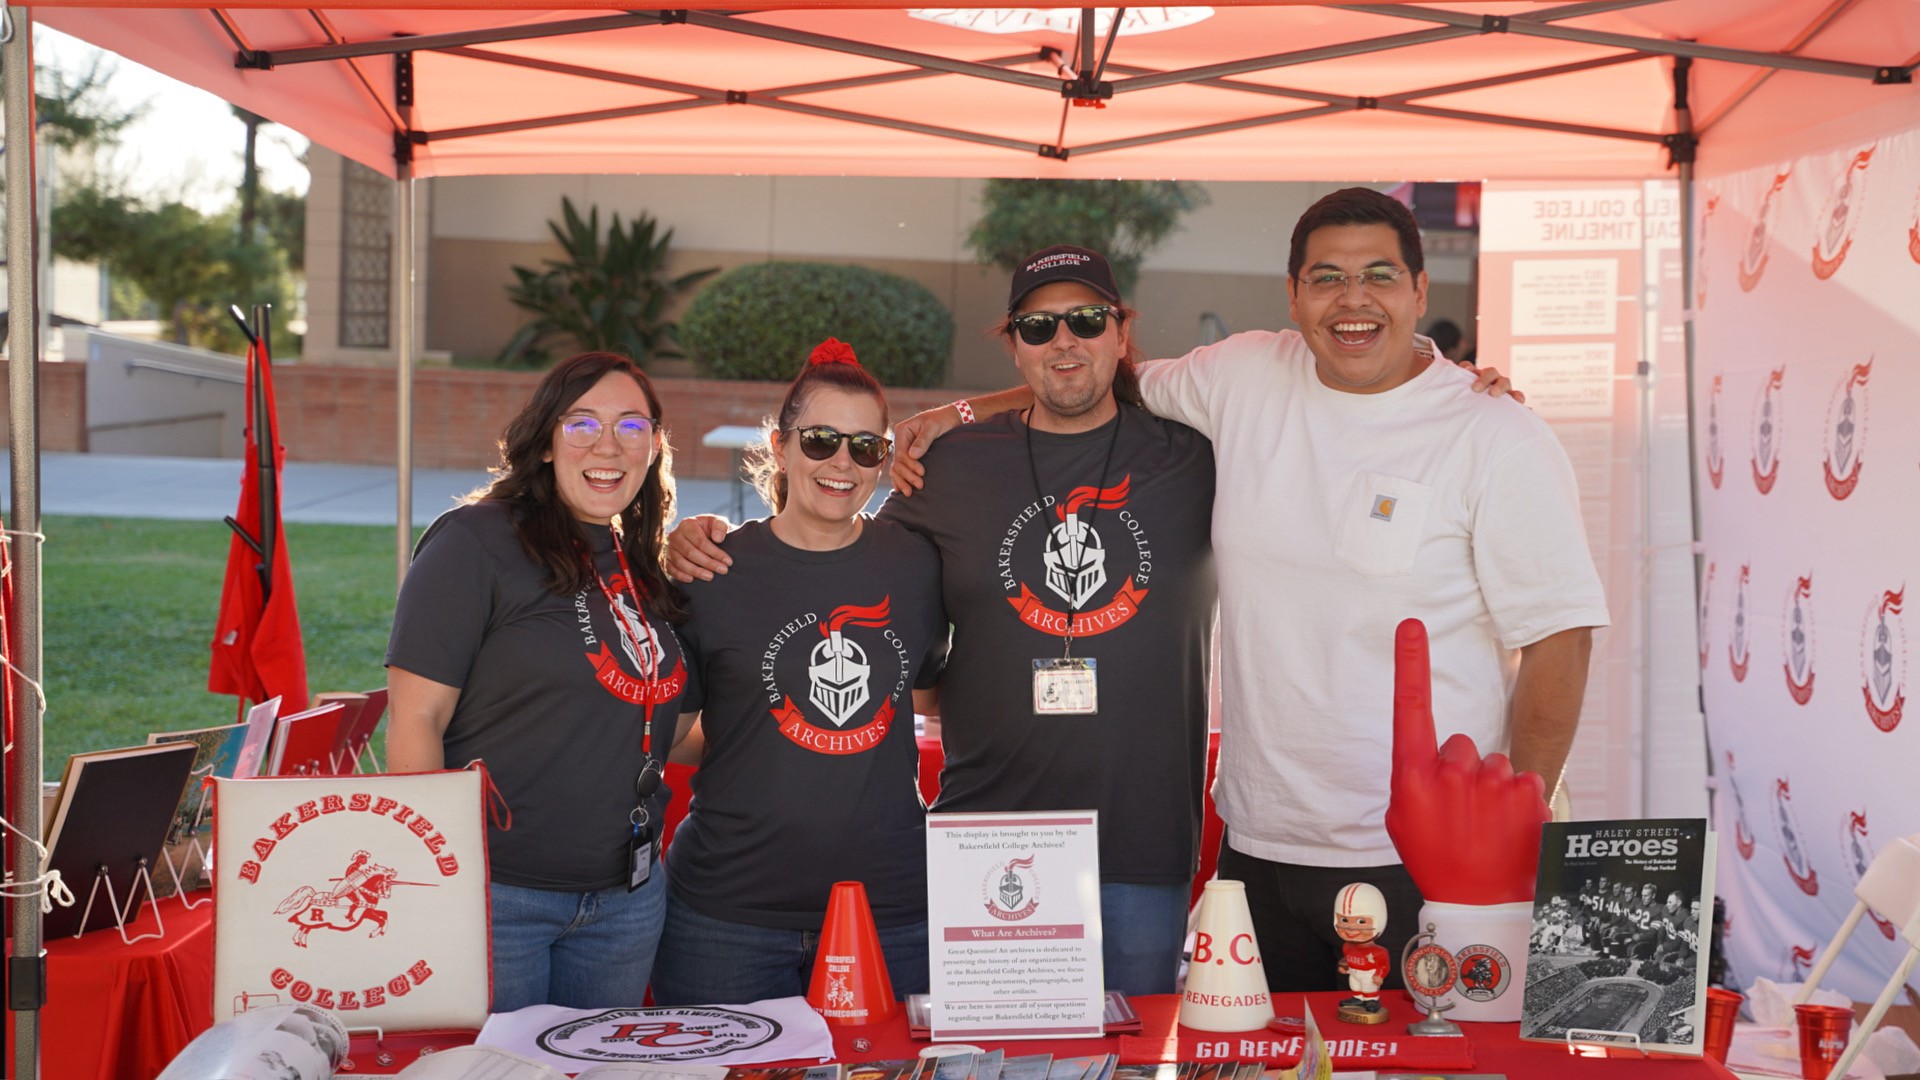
[1729, 564, 1751, 682]
[1044, 478, 1130, 609]
[1750, 369, 1784, 495]
[1811, 146, 1874, 280]
[1726, 750, 1755, 860]
[1705, 375, 1724, 489]
[610, 576, 662, 676]
[807, 598, 892, 728]
[1738, 169, 1791, 292]
[983, 854, 1040, 921]
[1822, 361, 1871, 500]
[1861, 588, 1907, 733]
[1842, 811, 1898, 940]
[1783, 575, 1815, 705]
[1698, 561, 1715, 672]
[1774, 777, 1819, 896]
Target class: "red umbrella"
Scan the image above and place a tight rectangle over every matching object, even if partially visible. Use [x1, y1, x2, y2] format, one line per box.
[209, 306, 309, 715]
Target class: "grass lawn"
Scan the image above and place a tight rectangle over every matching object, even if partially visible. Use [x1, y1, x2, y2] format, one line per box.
[40, 515, 418, 780]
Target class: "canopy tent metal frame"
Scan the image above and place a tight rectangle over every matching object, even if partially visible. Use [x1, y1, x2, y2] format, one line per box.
[7, 1, 1919, 1075]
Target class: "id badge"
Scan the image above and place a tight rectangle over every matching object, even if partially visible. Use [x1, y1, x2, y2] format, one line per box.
[1033, 657, 1097, 715]
[627, 820, 656, 892]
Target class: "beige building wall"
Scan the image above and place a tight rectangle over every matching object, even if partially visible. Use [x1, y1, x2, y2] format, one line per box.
[307, 154, 1481, 387]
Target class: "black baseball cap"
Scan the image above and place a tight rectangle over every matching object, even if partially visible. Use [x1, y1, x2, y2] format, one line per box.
[1008, 245, 1121, 311]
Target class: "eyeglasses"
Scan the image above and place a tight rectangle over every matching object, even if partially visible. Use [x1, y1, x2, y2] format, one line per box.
[1298, 266, 1411, 296]
[1009, 304, 1117, 347]
[559, 414, 656, 449]
[788, 425, 892, 468]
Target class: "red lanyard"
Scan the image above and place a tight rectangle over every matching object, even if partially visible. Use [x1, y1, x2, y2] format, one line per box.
[589, 535, 663, 764]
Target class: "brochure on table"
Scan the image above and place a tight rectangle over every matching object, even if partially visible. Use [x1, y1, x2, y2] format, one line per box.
[926, 809, 1105, 1039]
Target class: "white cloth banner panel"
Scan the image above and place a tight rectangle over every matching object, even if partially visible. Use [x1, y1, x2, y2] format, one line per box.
[1693, 123, 1920, 1004]
[212, 771, 492, 1031]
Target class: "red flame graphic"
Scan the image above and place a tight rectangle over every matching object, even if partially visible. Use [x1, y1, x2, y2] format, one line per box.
[823, 597, 891, 635]
[1058, 476, 1131, 519]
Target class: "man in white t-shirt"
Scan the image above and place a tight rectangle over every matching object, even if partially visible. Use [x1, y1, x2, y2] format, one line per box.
[892, 188, 1605, 990]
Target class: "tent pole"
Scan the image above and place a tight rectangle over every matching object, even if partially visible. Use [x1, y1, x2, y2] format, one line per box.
[395, 166, 415, 588]
[1669, 56, 1713, 820]
[4, 9, 48, 1078]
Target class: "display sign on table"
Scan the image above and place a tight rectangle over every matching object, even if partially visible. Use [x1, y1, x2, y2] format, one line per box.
[925, 810, 1105, 1039]
[212, 768, 492, 1032]
[1519, 817, 1715, 1054]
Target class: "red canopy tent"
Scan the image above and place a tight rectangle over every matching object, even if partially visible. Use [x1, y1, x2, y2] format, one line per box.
[5, 1, 1917, 1075]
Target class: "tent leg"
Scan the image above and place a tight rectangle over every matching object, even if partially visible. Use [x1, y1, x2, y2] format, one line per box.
[394, 169, 415, 588]
[5, 8, 47, 1079]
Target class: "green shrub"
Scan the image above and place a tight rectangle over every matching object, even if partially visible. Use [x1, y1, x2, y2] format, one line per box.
[681, 261, 953, 387]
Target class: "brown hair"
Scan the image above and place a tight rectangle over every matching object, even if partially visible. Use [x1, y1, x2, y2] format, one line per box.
[991, 301, 1146, 410]
[475, 351, 685, 622]
[746, 348, 890, 514]
[1288, 186, 1426, 280]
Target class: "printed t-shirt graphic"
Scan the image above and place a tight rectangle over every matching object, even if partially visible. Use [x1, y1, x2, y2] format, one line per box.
[1003, 477, 1153, 637]
[764, 597, 912, 755]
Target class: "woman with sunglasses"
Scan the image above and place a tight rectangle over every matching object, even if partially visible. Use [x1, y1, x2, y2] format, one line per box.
[385, 351, 692, 1011]
[650, 338, 948, 1005]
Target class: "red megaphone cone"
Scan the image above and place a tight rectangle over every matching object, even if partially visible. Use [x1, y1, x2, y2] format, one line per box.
[808, 881, 899, 1025]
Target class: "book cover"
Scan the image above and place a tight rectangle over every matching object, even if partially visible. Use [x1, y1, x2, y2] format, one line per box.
[1519, 817, 1716, 1054]
[149, 719, 251, 839]
[312, 691, 370, 774]
[234, 696, 283, 779]
[42, 741, 200, 938]
[344, 687, 390, 772]
[267, 701, 349, 776]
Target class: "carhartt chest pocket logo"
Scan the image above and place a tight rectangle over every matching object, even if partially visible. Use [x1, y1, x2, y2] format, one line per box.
[1335, 472, 1432, 577]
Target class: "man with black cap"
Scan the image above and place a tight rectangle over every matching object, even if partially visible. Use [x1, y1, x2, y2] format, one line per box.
[668, 244, 1220, 995]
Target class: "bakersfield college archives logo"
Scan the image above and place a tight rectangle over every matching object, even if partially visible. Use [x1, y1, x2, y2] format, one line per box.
[1728, 564, 1752, 682]
[764, 597, 911, 755]
[1704, 376, 1724, 489]
[1697, 562, 1714, 671]
[1822, 361, 1871, 500]
[983, 854, 1039, 920]
[1842, 811, 1898, 940]
[1002, 476, 1153, 636]
[1695, 195, 1717, 310]
[1738, 169, 1791, 292]
[1773, 777, 1819, 896]
[1750, 369, 1784, 495]
[579, 572, 688, 706]
[1861, 588, 1907, 732]
[1725, 751, 1756, 860]
[1810, 146, 1874, 280]
[1783, 575, 1816, 705]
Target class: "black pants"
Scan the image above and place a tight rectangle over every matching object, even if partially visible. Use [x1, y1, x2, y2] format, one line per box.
[1217, 837, 1425, 994]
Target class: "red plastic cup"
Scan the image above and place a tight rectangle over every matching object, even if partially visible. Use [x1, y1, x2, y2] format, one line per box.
[1702, 987, 1742, 1063]
[1794, 1002, 1854, 1079]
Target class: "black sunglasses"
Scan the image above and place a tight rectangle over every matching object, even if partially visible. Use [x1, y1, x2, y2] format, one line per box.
[788, 425, 893, 468]
[1009, 304, 1117, 347]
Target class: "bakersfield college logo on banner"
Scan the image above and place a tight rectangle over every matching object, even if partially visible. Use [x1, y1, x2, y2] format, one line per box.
[1696, 195, 1718, 310]
[1728, 564, 1752, 682]
[1909, 181, 1920, 264]
[1705, 377, 1725, 489]
[1810, 146, 1874, 280]
[1725, 751, 1756, 860]
[1783, 575, 1816, 705]
[1750, 369, 1784, 494]
[213, 771, 490, 1030]
[762, 597, 910, 755]
[1698, 562, 1715, 671]
[1001, 476, 1153, 637]
[1772, 777, 1819, 896]
[1738, 169, 1792, 292]
[1860, 588, 1906, 732]
[1841, 811, 1898, 940]
[1821, 361, 1871, 499]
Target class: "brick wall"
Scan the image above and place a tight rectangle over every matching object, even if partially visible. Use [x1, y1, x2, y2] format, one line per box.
[0, 360, 88, 452]
[273, 365, 959, 479]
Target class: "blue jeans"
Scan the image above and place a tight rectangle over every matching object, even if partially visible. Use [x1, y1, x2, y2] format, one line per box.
[489, 865, 667, 1012]
[651, 892, 929, 1005]
[1101, 881, 1191, 996]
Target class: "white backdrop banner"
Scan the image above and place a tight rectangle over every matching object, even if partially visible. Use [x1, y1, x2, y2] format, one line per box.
[1694, 123, 1920, 1002]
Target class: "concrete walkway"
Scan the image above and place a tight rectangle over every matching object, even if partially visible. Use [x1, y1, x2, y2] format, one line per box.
[9, 450, 880, 525]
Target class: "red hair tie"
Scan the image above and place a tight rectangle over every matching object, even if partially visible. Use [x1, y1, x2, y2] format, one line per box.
[809, 338, 859, 367]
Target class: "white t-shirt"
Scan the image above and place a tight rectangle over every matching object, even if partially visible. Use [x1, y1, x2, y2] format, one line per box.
[1137, 330, 1610, 866]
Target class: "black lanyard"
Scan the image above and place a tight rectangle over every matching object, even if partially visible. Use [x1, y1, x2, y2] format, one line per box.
[1024, 407, 1123, 659]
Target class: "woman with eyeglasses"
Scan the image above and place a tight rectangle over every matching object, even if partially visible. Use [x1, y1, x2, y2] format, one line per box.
[385, 351, 692, 1011]
[649, 338, 948, 1006]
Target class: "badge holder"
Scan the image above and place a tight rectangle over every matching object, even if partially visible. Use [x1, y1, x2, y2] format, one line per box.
[627, 759, 663, 892]
[74, 857, 169, 945]
[1033, 657, 1097, 715]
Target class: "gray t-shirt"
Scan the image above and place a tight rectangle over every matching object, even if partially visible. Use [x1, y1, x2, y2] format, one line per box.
[669, 518, 948, 929]
[880, 405, 1217, 884]
[386, 501, 693, 891]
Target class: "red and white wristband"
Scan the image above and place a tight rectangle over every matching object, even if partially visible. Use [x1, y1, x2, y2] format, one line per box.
[950, 399, 976, 425]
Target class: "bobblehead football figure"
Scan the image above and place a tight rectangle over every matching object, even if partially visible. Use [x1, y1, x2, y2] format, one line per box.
[1335, 882, 1391, 1024]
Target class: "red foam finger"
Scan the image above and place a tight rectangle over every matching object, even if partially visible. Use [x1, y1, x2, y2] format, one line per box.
[1479, 751, 1516, 786]
[1392, 618, 1439, 769]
